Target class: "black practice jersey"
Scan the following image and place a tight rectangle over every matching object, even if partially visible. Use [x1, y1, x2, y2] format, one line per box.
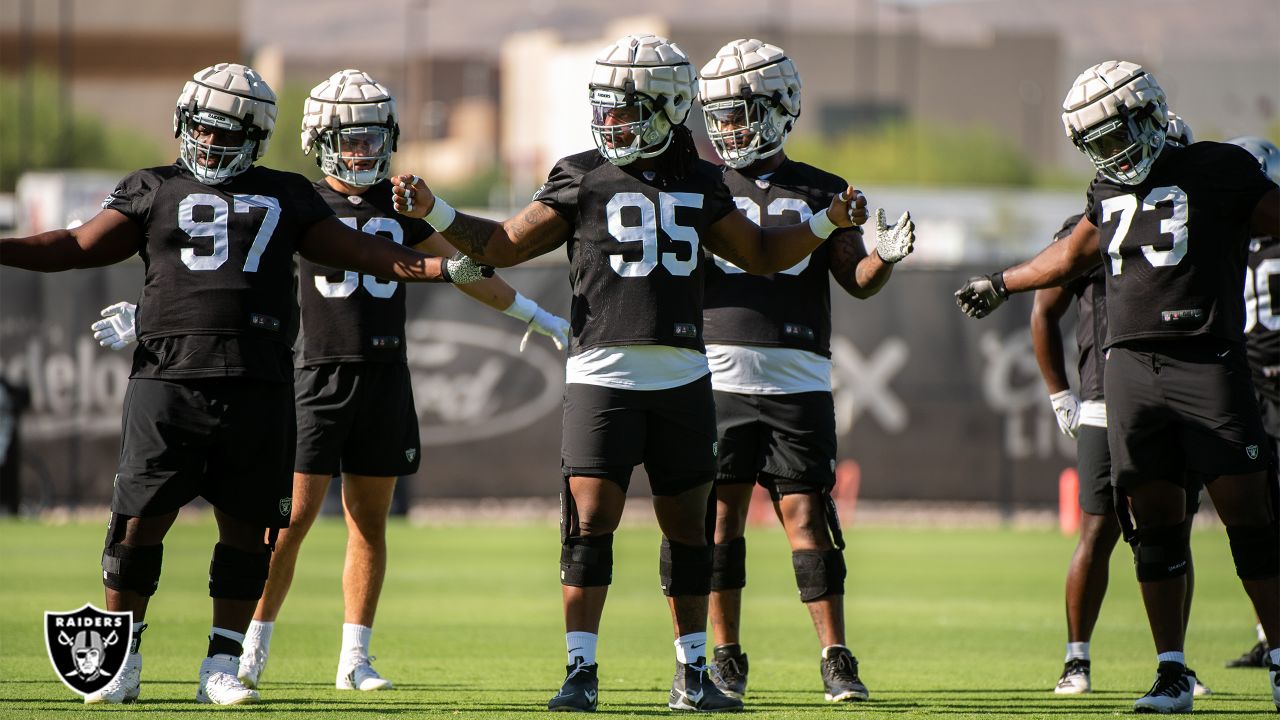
[295, 179, 434, 365]
[703, 159, 857, 358]
[1246, 235, 1280, 403]
[535, 150, 736, 355]
[1084, 142, 1278, 347]
[1055, 213, 1107, 401]
[105, 162, 334, 382]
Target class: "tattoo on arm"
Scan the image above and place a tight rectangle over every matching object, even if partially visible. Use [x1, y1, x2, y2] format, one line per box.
[828, 229, 865, 290]
[444, 214, 495, 258]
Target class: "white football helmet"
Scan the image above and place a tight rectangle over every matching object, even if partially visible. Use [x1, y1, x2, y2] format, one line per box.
[301, 69, 399, 187]
[1165, 113, 1193, 147]
[174, 63, 277, 184]
[589, 34, 697, 166]
[1061, 61, 1169, 185]
[1228, 136, 1280, 184]
[699, 39, 802, 169]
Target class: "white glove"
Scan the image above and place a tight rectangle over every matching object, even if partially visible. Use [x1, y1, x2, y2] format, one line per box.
[441, 253, 494, 284]
[504, 292, 570, 352]
[90, 302, 137, 350]
[1049, 390, 1081, 439]
[874, 208, 915, 263]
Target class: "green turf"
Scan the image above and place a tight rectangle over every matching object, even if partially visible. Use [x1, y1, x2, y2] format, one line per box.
[0, 516, 1272, 718]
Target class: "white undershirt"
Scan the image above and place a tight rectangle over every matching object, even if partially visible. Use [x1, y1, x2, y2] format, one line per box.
[566, 345, 709, 390]
[706, 344, 832, 394]
[1079, 400, 1107, 428]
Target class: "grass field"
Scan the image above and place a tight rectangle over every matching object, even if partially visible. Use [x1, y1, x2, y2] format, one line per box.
[0, 516, 1273, 718]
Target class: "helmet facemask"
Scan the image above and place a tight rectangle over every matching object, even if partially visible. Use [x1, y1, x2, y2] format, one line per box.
[317, 125, 394, 186]
[590, 84, 673, 166]
[703, 92, 792, 169]
[177, 108, 261, 184]
[1072, 104, 1166, 185]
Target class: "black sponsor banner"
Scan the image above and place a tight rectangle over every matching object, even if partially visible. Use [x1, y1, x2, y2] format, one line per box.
[0, 264, 1077, 508]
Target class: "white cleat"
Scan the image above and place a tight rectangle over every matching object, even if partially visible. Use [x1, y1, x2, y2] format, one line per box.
[1054, 658, 1090, 695]
[84, 652, 141, 704]
[1133, 662, 1192, 714]
[238, 637, 268, 689]
[196, 655, 260, 705]
[1186, 668, 1211, 697]
[336, 654, 393, 691]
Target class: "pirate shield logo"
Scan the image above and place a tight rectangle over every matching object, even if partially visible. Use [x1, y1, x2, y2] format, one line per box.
[45, 604, 132, 697]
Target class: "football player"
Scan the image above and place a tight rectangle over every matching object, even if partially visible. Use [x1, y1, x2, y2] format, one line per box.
[0, 63, 493, 706]
[956, 61, 1280, 714]
[91, 69, 571, 693]
[694, 39, 913, 704]
[1222, 135, 1280, 671]
[1030, 113, 1210, 699]
[392, 34, 882, 713]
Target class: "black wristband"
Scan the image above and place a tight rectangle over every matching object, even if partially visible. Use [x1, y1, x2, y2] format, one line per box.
[989, 271, 1008, 299]
[439, 257, 454, 284]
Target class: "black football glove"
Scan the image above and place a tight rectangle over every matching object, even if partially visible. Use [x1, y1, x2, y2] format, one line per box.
[954, 272, 1008, 318]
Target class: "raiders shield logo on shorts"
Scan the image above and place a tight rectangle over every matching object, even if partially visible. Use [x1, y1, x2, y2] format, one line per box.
[44, 604, 132, 697]
[1246, 444, 1260, 460]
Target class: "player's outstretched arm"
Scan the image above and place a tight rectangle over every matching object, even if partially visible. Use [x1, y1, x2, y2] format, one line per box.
[829, 209, 916, 299]
[1251, 187, 1280, 238]
[391, 174, 571, 268]
[706, 186, 869, 275]
[299, 215, 490, 284]
[0, 209, 141, 272]
[413, 234, 570, 351]
[1030, 284, 1080, 437]
[955, 216, 1101, 318]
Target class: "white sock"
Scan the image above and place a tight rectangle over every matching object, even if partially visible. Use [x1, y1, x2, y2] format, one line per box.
[822, 644, 850, 660]
[1257, 623, 1267, 643]
[342, 623, 372, 656]
[246, 620, 274, 649]
[1269, 648, 1280, 666]
[1065, 642, 1090, 662]
[675, 632, 708, 664]
[566, 631, 598, 665]
[1156, 650, 1185, 667]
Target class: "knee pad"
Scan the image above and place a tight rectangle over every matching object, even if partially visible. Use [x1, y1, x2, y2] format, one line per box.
[1225, 522, 1280, 580]
[101, 543, 164, 597]
[710, 537, 746, 591]
[560, 534, 614, 587]
[792, 549, 845, 602]
[208, 543, 271, 600]
[660, 537, 712, 597]
[1130, 523, 1190, 582]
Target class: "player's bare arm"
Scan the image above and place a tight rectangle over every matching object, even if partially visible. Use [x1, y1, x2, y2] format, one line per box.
[1251, 186, 1280, 237]
[1030, 285, 1074, 395]
[391, 174, 571, 267]
[956, 217, 1101, 318]
[298, 215, 483, 284]
[828, 228, 894, 299]
[0, 209, 141, 271]
[705, 186, 867, 274]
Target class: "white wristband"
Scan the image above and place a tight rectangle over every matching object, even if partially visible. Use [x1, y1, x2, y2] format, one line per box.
[502, 292, 538, 323]
[808, 208, 838, 240]
[425, 196, 457, 232]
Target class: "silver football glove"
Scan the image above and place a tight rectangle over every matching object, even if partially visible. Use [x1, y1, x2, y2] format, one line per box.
[1049, 390, 1081, 439]
[954, 273, 1009, 318]
[90, 301, 137, 350]
[442, 253, 495, 284]
[874, 208, 915, 263]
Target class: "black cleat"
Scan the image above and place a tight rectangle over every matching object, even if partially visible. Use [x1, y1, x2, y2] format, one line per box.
[710, 644, 748, 699]
[1133, 661, 1192, 714]
[821, 647, 869, 702]
[1225, 640, 1270, 668]
[548, 657, 598, 712]
[669, 657, 743, 712]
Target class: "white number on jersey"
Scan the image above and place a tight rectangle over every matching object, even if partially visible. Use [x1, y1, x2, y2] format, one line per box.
[1244, 257, 1280, 332]
[1101, 185, 1189, 276]
[715, 197, 812, 275]
[605, 192, 703, 277]
[315, 217, 405, 299]
[178, 193, 281, 272]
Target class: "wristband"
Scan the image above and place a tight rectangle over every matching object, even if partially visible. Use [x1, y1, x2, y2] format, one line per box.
[502, 292, 538, 323]
[425, 196, 457, 232]
[990, 271, 1009, 298]
[807, 208, 839, 240]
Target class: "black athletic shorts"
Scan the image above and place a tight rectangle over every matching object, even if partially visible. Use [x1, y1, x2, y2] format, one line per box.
[294, 362, 421, 477]
[561, 374, 717, 496]
[114, 377, 295, 528]
[1105, 340, 1272, 488]
[713, 390, 837, 498]
[1077, 423, 1201, 516]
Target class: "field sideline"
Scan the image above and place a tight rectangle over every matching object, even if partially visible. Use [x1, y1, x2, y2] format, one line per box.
[0, 517, 1271, 718]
